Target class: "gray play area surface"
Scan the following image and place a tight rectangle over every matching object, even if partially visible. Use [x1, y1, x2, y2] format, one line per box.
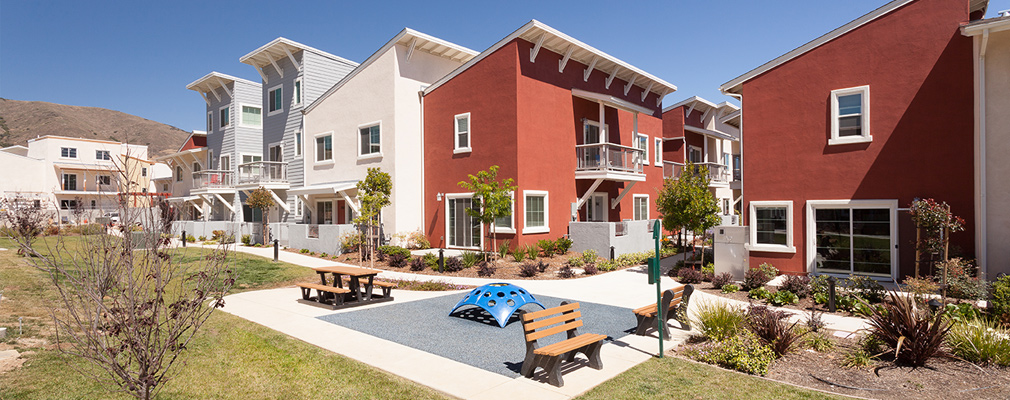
[316, 292, 635, 377]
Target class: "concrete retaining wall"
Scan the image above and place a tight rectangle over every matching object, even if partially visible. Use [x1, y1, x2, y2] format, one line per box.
[288, 224, 356, 255]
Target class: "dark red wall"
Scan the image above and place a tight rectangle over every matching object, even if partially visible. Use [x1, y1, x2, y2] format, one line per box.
[179, 135, 206, 151]
[740, 0, 976, 278]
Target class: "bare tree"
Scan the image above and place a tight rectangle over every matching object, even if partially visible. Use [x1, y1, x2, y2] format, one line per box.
[1, 194, 51, 256]
[3, 153, 235, 400]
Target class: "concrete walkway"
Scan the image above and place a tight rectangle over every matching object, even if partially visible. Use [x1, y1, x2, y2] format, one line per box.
[211, 242, 871, 399]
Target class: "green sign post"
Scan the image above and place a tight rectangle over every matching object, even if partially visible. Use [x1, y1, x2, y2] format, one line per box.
[650, 218, 663, 357]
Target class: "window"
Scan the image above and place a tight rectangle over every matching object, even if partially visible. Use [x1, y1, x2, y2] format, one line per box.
[142, 167, 147, 177]
[294, 197, 302, 217]
[654, 138, 662, 166]
[242, 154, 262, 164]
[61, 147, 77, 158]
[749, 201, 794, 253]
[220, 106, 230, 128]
[523, 191, 549, 234]
[633, 195, 649, 220]
[493, 193, 515, 234]
[268, 86, 283, 114]
[454, 113, 471, 153]
[241, 105, 262, 127]
[447, 195, 481, 249]
[688, 146, 702, 163]
[358, 123, 381, 157]
[207, 111, 213, 133]
[98, 175, 111, 186]
[723, 199, 731, 215]
[192, 162, 201, 173]
[315, 133, 333, 162]
[829, 85, 871, 145]
[96, 150, 111, 160]
[269, 144, 282, 162]
[295, 130, 302, 156]
[316, 201, 333, 224]
[220, 155, 231, 171]
[90, 200, 96, 209]
[62, 173, 77, 191]
[293, 78, 303, 106]
[635, 133, 648, 165]
[208, 150, 214, 169]
[162, 184, 168, 192]
[60, 199, 78, 210]
[808, 200, 896, 277]
[723, 153, 731, 167]
[176, 166, 183, 182]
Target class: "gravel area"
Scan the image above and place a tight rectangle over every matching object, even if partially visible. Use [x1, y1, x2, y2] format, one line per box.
[317, 292, 635, 377]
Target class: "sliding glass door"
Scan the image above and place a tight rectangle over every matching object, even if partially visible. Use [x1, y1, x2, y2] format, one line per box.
[813, 205, 892, 277]
[448, 197, 480, 249]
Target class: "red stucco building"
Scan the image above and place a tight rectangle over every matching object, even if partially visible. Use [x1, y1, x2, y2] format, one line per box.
[720, 0, 989, 281]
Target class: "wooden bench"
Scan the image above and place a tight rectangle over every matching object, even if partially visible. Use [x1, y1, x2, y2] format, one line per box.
[632, 284, 694, 338]
[518, 302, 606, 387]
[296, 282, 352, 310]
[340, 278, 397, 298]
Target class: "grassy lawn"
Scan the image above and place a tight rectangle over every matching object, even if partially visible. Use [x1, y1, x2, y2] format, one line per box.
[577, 356, 849, 400]
[0, 236, 450, 400]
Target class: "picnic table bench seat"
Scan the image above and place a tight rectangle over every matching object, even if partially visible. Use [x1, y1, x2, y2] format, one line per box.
[632, 284, 693, 338]
[338, 278, 397, 297]
[518, 302, 605, 387]
[296, 282, 352, 310]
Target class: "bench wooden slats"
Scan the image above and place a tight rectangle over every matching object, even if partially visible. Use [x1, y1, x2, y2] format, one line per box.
[296, 282, 351, 294]
[340, 278, 396, 288]
[519, 302, 604, 387]
[632, 285, 694, 337]
[522, 302, 579, 321]
[296, 282, 352, 310]
[535, 333, 607, 357]
[633, 292, 683, 317]
[523, 310, 582, 331]
[526, 319, 583, 342]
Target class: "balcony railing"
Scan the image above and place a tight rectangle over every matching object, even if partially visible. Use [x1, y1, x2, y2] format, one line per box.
[663, 161, 684, 180]
[193, 170, 234, 189]
[699, 162, 731, 184]
[238, 161, 288, 185]
[575, 143, 644, 175]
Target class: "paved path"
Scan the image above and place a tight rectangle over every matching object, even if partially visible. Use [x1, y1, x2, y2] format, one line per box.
[211, 242, 871, 399]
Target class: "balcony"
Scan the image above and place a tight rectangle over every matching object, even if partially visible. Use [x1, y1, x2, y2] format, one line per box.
[663, 161, 684, 180]
[662, 161, 731, 185]
[193, 170, 234, 190]
[575, 143, 646, 181]
[237, 161, 289, 188]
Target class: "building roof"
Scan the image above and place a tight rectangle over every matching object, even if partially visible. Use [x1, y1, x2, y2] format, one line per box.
[961, 13, 1010, 35]
[304, 28, 478, 114]
[27, 135, 127, 146]
[720, 0, 990, 94]
[239, 37, 358, 72]
[186, 72, 260, 101]
[685, 125, 738, 142]
[422, 20, 677, 104]
[176, 131, 207, 153]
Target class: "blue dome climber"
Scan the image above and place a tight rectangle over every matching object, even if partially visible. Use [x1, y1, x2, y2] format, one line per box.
[449, 283, 544, 328]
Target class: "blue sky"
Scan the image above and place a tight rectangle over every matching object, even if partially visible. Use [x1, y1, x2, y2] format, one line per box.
[2, 0, 1007, 133]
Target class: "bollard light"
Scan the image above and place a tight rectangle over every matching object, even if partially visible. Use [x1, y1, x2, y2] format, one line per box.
[827, 276, 837, 313]
[182, 230, 187, 247]
[438, 249, 445, 273]
[927, 298, 942, 313]
[273, 239, 279, 262]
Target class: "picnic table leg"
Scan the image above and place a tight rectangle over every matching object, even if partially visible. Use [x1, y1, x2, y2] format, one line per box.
[349, 277, 362, 302]
[364, 276, 374, 301]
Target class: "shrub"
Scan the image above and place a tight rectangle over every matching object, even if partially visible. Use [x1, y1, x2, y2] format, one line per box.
[583, 265, 598, 275]
[810, 275, 830, 297]
[803, 332, 834, 352]
[299, 248, 309, 254]
[841, 349, 875, 368]
[756, 263, 779, 281]
[902, 276, 939, 301]
[581, 249, 598, 264]
[688, 332, 775, 376]
[742, 268, 771, 290]
[211, 230, 226, 241]
[443, 257, 463, 272]
[45, 225, 61, 236]
[498, 239, 511, 260]
[460, 251, 481, 268]
[537, 239, 556, 258]
[677, 268, 704, 284]
[565, 257, 584, 268]
[721, 284, 739, 294]
[748, 287, 771, 301]
[536, 260, 549, 273]
[845, 275, 886, 303]
[597, 260, 617, 272]
[405, 229, 430, 250]
[864, 291, 951, 367]
[943, 303, 983, 324]
[701, 262, 715, 276]
[409, 257, 426, 271]
[320, 252, 329, 258]
[945, 316, 1010, 366]
[524, 244, 539, 260]
[378, 245, 410, 259]
[711, 272, 733, 290]
[806, 309, 826, 332]
[519, 262, 538, 278]
[476, 261, 496, 277]
[938, 258, 990, 300]
[511, 247, 526, 263]
[220, 234, 235, 244]
[993, 275, 1010, 324]
[554, 237, 573, 254]
[780, 275, 811, 298]
[423, 253, 438, 270]
[769, 291, 799, 307]
[813, 292, 828, 304]
[746, 305, 805, 357]
[198, 236, 207, 242]
[339, 231, 363, 253]
[693, 301, 746, 341]
[558, 265, 575, 279]
[387, 253, 408, 268]
[309, 251, 316, 256]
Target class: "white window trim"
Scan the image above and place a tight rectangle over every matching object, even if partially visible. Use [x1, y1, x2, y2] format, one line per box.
[219, 104, 231, 128]
[239, 152, 262, 165]
[314, 131, 334, 164]
[268, 141, 283, 162]
[95, 150, 111, 161]
[453, 112, 471, 154]
[654, 137, 662, 167]
[207, 111, 213, 133]
[294, 197, 303, 217]
[583, 120, 608, 144]
[238, 103, 263, 128]
[316, 200, 334, 224]
[62, 173, 78, 190]
[585, 192, 608, 222]
[688, 145, 703, 163]
[636, 133, 649, 165]
[492, 192, 515, 234]
[445, 192, 483, 250]
[220, 155, 231, 171]
[748, 200, 795, 253]
[267, 84, 284, 116]
[356, 121, 383, 160]
[804, 199, 898, 280]
[292, 77, 303, 107]
[295, 130, 303, 157]
[60, 147, 78, 159]
[522, 190, 550, 234]
[633, 194, 650, 221]
[829, 85, 872, 145]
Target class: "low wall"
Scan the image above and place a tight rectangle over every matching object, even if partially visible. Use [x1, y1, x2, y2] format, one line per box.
[570, 220, 654, 258]
[288, 224, 356, 255]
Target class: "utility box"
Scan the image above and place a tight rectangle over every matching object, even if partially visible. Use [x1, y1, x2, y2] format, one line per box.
[714, 225, 749, 281]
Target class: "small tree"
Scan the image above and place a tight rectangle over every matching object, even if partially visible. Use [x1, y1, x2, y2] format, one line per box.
[657, 162, 721, 267]
[458, 165, 517, 259]
[909, 198, 965, 278]
[355, 167, 391, 267]
[246, 187, 274, 245]
[0, 194, 50, 256]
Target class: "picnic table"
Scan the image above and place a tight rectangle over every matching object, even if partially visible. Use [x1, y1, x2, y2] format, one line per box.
[297, 265, 395, 310]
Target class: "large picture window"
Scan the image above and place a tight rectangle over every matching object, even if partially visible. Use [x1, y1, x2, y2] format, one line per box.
[241, 105, 262, 127]
[447, 195, 480, 249]
[829, 85, 871, 145]
[808, 200, 895, 277]
[749, 201, 794, 252]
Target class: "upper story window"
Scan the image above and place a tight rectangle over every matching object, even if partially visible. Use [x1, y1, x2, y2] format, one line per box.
[207, 112, 213, 132]
[454, 113, 471, 154]
[829, 85, 871, 145]
[221, 155, 231, 171]
[654, 138, 662, 167]
[98, 175, 112, 186]
[192, 162, 201, 173]
[241, 105, 262, 127]
[96, 150, 111, 160]
[295, 130, 303, 157]
[749, 200, 795, 253]
[220, 106, 230, 128]
[176, 166, 183, 182]
[268, 85, 283, 115]
[358, 123, 381, 158]
[688, 146, 702, 163]
[63, 173, 77, 190]
[61, 147, 77, 158]
[293, 78, 303, 106]
[635, 133, 648, 165]
[315, 133, 333, 162]
[142, 167, 147, 177]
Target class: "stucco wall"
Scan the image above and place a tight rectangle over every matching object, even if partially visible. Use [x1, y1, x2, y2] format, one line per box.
[984, 28, 1010, 278]
[570, 220, 655, 258]
[287, 223, 355, 254]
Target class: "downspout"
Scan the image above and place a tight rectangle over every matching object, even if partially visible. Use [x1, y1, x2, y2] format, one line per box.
[979, 29, 989, 277]
[419, 87, 427, 236]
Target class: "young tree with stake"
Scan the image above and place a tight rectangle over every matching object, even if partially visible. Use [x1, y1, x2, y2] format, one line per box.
[355, 167, 391, 267]
[657, 162, 722, 267]
[246, 187, 274, 245]
[458, 165, 517, 259]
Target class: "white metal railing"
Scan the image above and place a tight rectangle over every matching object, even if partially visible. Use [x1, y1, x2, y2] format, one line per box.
[699, 162, 731, 183]
[238, 161, 288, 185]
[193, 170, 234, 189]
[575, 143, 644, 175]
[663, 161, 684, 180]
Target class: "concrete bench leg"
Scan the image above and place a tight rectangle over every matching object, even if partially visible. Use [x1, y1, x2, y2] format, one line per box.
[299, 287, 312, 300]
[634, 314, 656, 336]
[544, 355, 564, 387]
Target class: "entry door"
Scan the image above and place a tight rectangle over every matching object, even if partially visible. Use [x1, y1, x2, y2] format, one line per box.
[586, 193, 607, 222]
[269, 145, 282, 162]
[448, 197, 480, 248]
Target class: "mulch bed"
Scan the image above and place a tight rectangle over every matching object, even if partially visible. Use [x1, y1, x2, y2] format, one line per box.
[676, 335, 1010, 400]
[693, 283, 868, 318]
